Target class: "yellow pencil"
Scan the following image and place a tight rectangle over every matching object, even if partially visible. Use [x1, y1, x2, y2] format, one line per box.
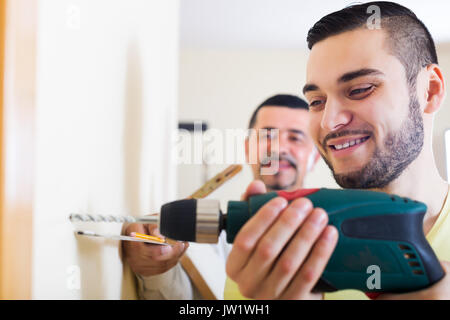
[131, 232, 166, 243]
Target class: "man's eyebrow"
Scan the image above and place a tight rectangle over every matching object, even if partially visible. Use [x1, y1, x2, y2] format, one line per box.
[261, 127, 305, 135]
[302, 84, 319, 95]
[338, 68, 385, 83]
[288, 129, 305, 136]
[302, 68, 384, 95]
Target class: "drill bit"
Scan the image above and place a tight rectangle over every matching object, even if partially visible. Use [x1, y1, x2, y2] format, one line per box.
[68, 164, 242, 224]
[69, 213, 158, 224]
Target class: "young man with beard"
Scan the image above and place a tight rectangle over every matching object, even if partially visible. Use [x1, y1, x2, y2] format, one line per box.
[122, 94, 319, 299]
[225, 1, 450, 300]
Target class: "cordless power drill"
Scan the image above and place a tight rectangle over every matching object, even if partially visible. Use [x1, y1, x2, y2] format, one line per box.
[159, 188, 445, 294]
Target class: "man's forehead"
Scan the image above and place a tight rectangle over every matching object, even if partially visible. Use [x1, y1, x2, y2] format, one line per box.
[254, 106, 310, 128]
[306, 28, 392, 84]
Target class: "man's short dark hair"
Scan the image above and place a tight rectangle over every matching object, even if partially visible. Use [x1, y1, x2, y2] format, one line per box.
[248, 94, 309, 128]
[306, 1, 438, 90]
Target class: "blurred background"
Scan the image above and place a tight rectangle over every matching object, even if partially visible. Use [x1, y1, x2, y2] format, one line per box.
[0, 0, 448, 299]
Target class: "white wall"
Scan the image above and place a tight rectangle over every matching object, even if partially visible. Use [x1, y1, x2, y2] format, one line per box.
[32, 0, 179, 299]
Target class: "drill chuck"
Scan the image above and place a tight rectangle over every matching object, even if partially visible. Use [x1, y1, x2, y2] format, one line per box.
[160, 199, 225, 243]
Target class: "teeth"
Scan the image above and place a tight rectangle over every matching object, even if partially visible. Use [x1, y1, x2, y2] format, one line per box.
[333, 137, 368, 151]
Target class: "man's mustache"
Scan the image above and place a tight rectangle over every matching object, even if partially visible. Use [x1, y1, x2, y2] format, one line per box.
[260, 153, 297, 169]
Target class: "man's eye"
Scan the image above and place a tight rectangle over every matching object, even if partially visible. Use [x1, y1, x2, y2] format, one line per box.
[349, 86, 373, 96]
[289, 135, 303, 143]
[309, 100, 324, 108]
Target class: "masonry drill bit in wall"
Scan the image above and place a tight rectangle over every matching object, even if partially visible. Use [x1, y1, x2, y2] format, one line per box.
[69, 213, 158, 224]
[69, 164, 242, 224]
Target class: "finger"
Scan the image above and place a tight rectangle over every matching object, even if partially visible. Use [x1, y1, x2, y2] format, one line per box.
[240, 180, 267, 201]
[147, 224, 164, 238]
[152, 241, 188, 262]
[440, 261, 450, 273]
[257, 207, 327, 298]
[226, 197, 287, 281]
[281, 225, 338, 299]
[171, 241, 188, 257]
[179, 241, 190, 257]
[240, 198, 313, 297]
[124, 223, 147, 236]
[139, 242, 175, 259]
[122, 223, 148, 258]
[126, 222, 164, 241]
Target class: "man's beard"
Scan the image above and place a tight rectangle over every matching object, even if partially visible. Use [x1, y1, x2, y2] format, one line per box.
[321, 93, 424, 189]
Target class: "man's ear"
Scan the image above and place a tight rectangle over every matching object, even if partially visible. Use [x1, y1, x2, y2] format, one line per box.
[424, 64, 446, 114]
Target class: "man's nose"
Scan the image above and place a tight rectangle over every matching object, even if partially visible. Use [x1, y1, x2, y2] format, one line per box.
[320, 99, 352, 131]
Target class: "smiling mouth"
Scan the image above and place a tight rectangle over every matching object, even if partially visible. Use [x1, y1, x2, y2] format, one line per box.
[328, 136, 371, 151]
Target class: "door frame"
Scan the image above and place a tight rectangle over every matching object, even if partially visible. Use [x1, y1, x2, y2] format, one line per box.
[0, 0, 37, 299]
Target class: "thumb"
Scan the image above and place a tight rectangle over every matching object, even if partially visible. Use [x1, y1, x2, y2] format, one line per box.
[440, 261, 450, 273]
[240, 180, 267, 201]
